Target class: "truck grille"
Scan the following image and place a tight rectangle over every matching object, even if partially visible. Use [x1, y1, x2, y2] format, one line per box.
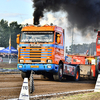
[31, 60, 41, 62]
[19, 46, 52, 63]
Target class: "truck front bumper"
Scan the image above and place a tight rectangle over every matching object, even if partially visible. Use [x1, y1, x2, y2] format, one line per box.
[17, 63, 58, 73]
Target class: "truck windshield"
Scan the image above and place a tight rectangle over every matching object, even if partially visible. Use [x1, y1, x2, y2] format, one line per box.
[21, 32, 54, 42]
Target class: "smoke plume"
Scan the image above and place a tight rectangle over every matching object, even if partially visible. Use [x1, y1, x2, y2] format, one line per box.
[33, 0, 100, 32]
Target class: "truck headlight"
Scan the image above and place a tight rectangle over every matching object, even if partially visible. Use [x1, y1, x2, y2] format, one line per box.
[19, 65, 22, 68]
[47, 59, 52, 63]
[20, 59, 24, 63]
[25, 60, 32, 62]
[47, 65, 51, 68]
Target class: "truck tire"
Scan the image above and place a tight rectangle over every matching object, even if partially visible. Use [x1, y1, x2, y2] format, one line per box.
[30, 71, 35, 94]
[97, 64, 100, 74]
[21, 71, 30, 79]
[53, 64, 63, 81]
[95, 64, 100, 79]
[73, 67, 80, 81]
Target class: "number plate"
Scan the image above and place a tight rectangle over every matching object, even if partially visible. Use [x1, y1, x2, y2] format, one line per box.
[31, 66, 39, 68]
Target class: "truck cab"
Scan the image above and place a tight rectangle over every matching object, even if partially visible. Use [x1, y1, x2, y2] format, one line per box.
[17, 24, 80, 81]
[16, 25, 65, 80]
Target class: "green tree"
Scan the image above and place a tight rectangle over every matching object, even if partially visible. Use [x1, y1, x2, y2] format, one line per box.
[0, 19, 10, 47]
[9, 22, 22, 49]
[0, 19, 22, 48]
[66, 46, 68, 53]
[69, 45, 72, 54]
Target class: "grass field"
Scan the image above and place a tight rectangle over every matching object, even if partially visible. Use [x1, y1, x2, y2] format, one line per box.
[50, 92, 100, 100]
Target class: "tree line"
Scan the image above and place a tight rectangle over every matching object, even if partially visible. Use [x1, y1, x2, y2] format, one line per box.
[0, 19, 22, 49]
[66, 42, 96, 55]
[0, 19, 96, 55]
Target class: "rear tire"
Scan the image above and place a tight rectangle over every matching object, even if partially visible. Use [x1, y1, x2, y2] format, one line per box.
[21, 71, 30, 79]
[96, 64, 100, 79]
[53, 64, 63, 81]
[73, 67, 80, 81]
[97, 63, 100, 74]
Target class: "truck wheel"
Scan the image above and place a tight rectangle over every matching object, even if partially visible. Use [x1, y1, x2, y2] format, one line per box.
[96, 64, 100, 79]
[53, 64, 63, 81]
[97, 64, 100, 74]
[21, 71, 30, 79]
[30, 71, 35, 94]
[73, 67, 80, 81]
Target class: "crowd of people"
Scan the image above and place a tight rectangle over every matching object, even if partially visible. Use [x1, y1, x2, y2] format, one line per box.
[0, 53, 17, 59]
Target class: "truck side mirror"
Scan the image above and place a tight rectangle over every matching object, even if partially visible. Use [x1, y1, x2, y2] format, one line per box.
[16, 34, 20, 44]
[57, 34, 61, 44]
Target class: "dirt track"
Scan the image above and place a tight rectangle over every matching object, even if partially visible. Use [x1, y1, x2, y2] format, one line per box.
[0, 63, 96, 99]
[0, 73, 95, 100]
[0, 63, 17, 68]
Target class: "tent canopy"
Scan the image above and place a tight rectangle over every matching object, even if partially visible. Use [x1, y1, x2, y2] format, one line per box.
[0, 46, 18, 54]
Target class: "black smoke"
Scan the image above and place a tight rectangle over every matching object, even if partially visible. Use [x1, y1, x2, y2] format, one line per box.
[33, 0, 100, 32]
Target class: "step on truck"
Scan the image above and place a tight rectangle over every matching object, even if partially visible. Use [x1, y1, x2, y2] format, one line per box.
[16, 24, 80, 81]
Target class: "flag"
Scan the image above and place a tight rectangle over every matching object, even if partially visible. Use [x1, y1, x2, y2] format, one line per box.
[9, 35, 11, 50]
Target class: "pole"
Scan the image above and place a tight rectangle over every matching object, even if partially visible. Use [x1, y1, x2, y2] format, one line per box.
[9, 35, 11, 64]
[71, 29, 73, 54]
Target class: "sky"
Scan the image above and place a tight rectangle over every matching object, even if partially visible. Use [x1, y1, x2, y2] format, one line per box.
[0, 0, 97, 49]
[0, 0, 33, 24]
